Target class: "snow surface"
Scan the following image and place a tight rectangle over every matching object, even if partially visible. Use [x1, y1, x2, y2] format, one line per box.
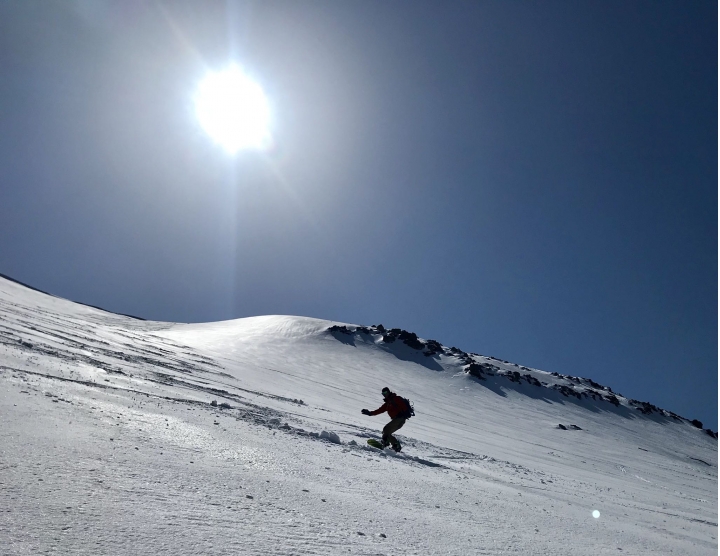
[0, 276, 716, 555]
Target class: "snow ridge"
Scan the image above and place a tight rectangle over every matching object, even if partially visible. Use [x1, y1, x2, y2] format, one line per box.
[328, 323, 718, 438]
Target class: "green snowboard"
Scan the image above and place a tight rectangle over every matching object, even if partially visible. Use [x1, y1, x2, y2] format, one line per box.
[367, 439, 384, 449]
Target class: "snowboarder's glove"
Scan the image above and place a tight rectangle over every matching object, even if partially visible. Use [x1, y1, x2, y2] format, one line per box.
[361, 409, 370, 415]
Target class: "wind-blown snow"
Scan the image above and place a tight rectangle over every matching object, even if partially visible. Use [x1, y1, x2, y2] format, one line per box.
[0, 276, 716, 555]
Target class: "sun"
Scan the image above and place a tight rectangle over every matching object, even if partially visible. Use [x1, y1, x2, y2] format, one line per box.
[194, 64, 271, 153]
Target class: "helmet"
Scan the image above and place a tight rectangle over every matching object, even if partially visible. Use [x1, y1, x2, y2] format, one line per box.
[381, 387, 391, 397]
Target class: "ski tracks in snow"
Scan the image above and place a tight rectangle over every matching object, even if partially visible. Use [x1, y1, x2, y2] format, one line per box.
[0, 286, 716, 555]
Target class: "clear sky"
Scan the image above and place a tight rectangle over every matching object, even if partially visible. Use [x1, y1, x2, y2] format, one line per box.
[0, 1, 716, 429]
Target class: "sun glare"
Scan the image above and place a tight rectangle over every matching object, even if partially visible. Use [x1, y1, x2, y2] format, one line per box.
[195, 64, 271, 153]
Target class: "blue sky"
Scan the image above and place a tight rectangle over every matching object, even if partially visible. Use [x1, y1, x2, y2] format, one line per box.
[0, 1, 716, 429]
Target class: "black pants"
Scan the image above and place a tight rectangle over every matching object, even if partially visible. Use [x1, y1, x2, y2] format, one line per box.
[382, 417, 406, 447]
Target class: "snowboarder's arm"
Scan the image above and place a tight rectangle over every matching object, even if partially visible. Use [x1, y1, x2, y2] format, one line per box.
[367, 403, 388, 416]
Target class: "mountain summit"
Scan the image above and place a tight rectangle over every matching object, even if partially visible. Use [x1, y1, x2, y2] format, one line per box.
[1, 275, 716, 555]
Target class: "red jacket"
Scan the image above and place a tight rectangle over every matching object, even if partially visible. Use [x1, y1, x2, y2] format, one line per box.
[369, 394, 408, 419]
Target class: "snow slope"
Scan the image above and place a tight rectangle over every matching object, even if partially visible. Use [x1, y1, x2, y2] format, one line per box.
[0, 276, 716, 555]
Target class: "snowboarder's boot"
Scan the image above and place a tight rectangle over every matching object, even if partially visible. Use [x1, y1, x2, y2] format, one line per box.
[391, 440, 402, 452]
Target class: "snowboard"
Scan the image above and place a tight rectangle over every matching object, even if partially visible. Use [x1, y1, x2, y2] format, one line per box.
[367, 438, 402, 452]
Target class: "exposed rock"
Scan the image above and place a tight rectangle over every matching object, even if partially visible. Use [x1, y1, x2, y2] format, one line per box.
[465, 363, 485, 380]
[555, 384, 581, 399]
[691, 419, 703, 429]
[423, 339, 444, 357]
[631, 400, 658, 415]
[398, 330, 424, 350]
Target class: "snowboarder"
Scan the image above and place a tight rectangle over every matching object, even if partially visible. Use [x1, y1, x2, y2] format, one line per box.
[361, 387, 412, 452]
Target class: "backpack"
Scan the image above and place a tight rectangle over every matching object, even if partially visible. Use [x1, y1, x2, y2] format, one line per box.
[397, 396, 415, 419]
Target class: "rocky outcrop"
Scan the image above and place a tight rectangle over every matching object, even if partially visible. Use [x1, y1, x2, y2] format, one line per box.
[326, 322, 717, 438]
[630, 400, 661, 415]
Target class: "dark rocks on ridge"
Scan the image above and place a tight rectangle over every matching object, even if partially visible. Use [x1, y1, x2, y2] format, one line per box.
[325, 322, 713, 435]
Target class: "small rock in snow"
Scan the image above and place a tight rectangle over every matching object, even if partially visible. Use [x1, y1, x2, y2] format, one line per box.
[379, 533, 386, 538]
[357, 532, 365, 536]
[246, 495, 253, 499]
[210, 400, 218, 406]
